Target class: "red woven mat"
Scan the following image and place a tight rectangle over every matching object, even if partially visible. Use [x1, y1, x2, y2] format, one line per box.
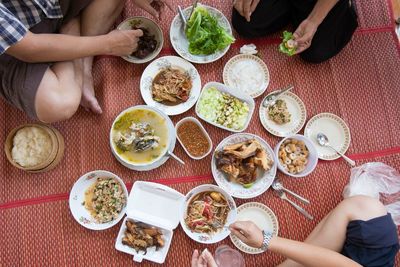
[1, 0, 400, 266]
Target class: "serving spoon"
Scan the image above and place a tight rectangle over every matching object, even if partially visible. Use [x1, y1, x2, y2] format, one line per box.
[262, 85, 294, 108]
[316, 133, 355, 167]
[168, 151, 185, 165]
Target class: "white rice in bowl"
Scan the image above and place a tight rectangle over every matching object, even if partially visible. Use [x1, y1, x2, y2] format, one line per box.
[11, 126, 52, 167]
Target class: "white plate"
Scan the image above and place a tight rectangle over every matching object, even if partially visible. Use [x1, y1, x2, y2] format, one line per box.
[180, 184, 237, 244]
[211, 133, 277, 199]
[304, 113, 351, 160]
[223, 54, 270, 98]
[169, 5, 232, 64]
[259, 91, 307, 137]
[195, 82, 255, 133]
[140, 56, 201, 116]
[230, 202, 278, 254]
[69, 170, 128, 230]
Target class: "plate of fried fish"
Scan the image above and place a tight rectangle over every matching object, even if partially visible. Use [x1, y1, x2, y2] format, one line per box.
[211, 133, 277, 199]
[140, 56, 201, 116]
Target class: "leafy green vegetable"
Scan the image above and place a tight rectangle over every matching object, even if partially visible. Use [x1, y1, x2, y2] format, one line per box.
[279, 31, 297, 56]
[185, 5, 235, 55]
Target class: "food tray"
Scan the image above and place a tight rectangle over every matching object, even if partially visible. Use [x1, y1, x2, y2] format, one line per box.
[115, 181, 184, 264]
[195, 82, 255, 133]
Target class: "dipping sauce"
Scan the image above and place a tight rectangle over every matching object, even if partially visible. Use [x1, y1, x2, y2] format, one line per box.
[177, 121, 210, 157]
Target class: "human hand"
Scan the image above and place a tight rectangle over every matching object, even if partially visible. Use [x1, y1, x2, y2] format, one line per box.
[191, 249, 218, 267]
[229, 221, 263, 248]
[133, 0, 173, 20]
[106, 29, 143, 56]
[233, 0, 260, 22]
[293, 19, 318, 54]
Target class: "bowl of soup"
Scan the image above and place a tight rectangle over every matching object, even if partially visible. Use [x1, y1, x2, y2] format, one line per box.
[110, 105, 176, 171]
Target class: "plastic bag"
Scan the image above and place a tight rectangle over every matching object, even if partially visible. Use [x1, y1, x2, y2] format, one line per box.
[343, 162, 400, 225]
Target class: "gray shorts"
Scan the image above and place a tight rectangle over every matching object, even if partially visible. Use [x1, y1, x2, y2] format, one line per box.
[0, 0, 92, 119]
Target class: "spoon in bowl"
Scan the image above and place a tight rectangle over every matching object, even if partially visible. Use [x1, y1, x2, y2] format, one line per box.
[316, 133, 355, 167]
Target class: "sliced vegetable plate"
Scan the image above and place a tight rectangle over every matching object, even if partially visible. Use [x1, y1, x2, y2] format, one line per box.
[195, 82, 255, 133]
[170, 5, 233, 64]
[211, 133, 277, 199]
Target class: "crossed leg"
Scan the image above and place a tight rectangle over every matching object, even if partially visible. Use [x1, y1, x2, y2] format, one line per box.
[35, 0, 125, 123]
[278, 195, 387, 267]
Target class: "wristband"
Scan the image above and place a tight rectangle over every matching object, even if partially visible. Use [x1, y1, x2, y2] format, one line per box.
[260, 230, 273, 251]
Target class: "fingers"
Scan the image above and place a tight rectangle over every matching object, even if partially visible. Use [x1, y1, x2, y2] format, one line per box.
[162, 0, 173, 12]
[243, 0, 252, 22]
[230, 227, 248, 241]
[191, 250, 199, 267]
[250, 0, 260, 13]
[141, 2, 160, 20]
[234, 0, 244, 17]
[201, 249, 218, 267]
[132, 29, 143, 37]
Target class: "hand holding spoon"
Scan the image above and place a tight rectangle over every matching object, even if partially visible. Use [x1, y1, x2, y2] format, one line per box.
[316, 133, 355, 167]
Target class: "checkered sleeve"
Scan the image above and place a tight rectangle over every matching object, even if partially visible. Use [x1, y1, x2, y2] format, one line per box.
[0, 4, 28, 55]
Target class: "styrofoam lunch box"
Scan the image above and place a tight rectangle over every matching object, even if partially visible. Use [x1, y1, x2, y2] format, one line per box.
[115, 181, 185, 264]
[195, 82, 255, 133]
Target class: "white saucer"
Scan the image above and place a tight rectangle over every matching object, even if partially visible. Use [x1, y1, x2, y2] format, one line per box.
[304, 113, 351, 160]
[230, 202, 279, 254]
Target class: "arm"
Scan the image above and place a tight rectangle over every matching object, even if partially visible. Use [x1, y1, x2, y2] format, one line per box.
[293, 0, 339, 53]
[6, 29, 142, 63]
[230, 221, 361, 267]
[307, 0, 339, 26]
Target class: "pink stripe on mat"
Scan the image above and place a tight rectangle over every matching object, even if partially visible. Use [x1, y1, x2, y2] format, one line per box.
[1, 147, 399, 211]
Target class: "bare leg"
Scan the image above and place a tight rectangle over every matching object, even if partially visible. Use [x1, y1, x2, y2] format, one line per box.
[278, 196, 387, 267]
[35, 18, 83, 123]
[78, 0, 126, 114]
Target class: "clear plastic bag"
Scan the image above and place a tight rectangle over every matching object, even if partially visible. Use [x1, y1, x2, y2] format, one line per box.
[343, 162, 400, 225]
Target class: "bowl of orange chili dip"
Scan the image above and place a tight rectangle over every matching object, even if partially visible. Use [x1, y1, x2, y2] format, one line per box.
[176, 117, 212, 160]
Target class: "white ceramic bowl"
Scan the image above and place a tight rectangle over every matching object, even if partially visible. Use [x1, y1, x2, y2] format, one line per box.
[110, 105, 176, 171]
[274, 134, 318, 178]
[69, 170, 128, 230]
[117, 16, 163, 64]
[175, 117, 213, 160]
[195, 82, 255, 133]
[180, 184, 237, 244]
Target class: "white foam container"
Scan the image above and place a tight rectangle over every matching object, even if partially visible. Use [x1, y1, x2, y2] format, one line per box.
[195, 82, 255, 133]
[115, 181, 184, 264]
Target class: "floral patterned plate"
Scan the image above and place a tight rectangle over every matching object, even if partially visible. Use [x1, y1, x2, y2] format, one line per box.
[140, 56, 201, 116]
[180, 184, 237, 244]
[259, 91, 307, 137]
[211, 133, 277, 199]
[230, 202, 279, 254]
[169, 5, 232, 64]
[69, 170, 128, 230]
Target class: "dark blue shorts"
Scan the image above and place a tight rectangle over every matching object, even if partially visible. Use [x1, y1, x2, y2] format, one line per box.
[342, 213, 399, 267]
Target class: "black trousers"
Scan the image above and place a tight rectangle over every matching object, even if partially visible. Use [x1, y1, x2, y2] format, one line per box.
[232, 0, 358, 63]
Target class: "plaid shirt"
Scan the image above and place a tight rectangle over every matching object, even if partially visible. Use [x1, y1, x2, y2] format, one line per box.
[0, 0, 63, 54]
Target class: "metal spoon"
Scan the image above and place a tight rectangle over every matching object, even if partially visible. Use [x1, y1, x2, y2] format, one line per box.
[177, 6, 187, 27]
[316, 133, 355, 167]
[272, 179, 310, 205]
[168, 151, 185, 165]
[262, 85, 294, 108]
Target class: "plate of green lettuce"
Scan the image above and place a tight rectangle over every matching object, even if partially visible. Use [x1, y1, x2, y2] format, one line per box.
[170, 4, 234, 64]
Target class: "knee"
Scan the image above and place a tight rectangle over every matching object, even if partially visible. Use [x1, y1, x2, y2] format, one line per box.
[231, 9, 261, 38]
[36, 86, 81, 123]
[341, 196, 387, 220]
[299, 47, 332, 64]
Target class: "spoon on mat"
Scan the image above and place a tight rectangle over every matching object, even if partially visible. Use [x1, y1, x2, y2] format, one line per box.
[316, 133, 355, 167]
[272, 179, 310, 205]
[168, 151, 185, 165]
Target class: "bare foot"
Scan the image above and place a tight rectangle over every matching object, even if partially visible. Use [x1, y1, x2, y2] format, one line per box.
[81, 72, 102, 114]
